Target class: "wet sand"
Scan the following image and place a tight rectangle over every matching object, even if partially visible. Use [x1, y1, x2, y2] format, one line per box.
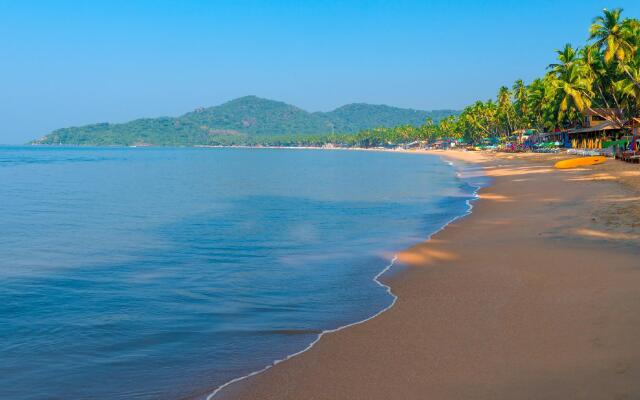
[216, 151, 640, 400]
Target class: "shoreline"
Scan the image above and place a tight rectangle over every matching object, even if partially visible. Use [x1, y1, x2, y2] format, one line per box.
[204, 255, 400, 400]
[204, 150, 487, 400]
[214, 149, 640, 399]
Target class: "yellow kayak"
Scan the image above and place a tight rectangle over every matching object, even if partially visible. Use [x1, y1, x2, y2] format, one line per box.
[554, 156, 606, 169]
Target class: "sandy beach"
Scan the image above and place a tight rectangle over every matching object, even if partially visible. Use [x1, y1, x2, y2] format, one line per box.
[215, 150, 640, 400]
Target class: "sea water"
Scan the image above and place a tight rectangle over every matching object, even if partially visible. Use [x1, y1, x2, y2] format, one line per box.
[0, 147, 484, 399]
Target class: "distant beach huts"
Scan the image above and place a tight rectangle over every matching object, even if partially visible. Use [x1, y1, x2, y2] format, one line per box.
[501, 108, 640, 160]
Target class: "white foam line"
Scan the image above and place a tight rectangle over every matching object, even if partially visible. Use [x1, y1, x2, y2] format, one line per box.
[205, 254, 398, 400]
[206, 155, 486, 400]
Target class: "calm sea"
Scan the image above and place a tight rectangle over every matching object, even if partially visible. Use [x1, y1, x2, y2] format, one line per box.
[0, 147, 484, 399]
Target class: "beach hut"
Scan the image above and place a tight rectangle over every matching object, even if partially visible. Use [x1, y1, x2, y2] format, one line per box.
[567, 109, 625, 151]
[567, 121, 620, 148]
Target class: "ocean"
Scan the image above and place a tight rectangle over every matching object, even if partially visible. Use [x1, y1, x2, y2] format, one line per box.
[0, 146, 484, 399]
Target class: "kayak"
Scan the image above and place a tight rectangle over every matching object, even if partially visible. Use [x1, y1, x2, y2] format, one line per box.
[554, 156, 607, 169]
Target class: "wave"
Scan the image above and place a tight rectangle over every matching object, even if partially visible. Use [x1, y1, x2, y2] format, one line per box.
[205, 155, 486, 400]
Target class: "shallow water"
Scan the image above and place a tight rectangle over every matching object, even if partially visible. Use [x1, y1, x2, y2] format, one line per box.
[0, 147, 483, 399]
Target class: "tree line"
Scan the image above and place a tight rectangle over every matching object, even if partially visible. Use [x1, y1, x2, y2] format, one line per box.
[250, 8, 639, 148]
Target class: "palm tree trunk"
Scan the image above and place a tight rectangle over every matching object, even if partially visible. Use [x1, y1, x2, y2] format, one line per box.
[623, 67, 640, 91]
[596, 83, 612, 109]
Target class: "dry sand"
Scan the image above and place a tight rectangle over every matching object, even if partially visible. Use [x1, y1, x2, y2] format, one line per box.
[216, 150, 640, 400]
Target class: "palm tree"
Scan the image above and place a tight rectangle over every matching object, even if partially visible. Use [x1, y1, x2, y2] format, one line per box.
[616, 56, 640, 119]
[526, 78, 548, 131]
[589, 8, 635, 64]
[461, 100, 499, 142]
[580, 44, 613, 106]
[617, 27, 640, 91]
[454, 11, 639, 144]
[497, 86, 515, 136]
[417, 118, 435, 141]
[438, 115, 460, 140]
[512, 79, 529, 128]
[548, 44, 579, 76]
[548, 63, 594, 126]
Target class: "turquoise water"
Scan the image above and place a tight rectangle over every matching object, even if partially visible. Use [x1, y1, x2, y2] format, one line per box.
[0, 147, 483, 399]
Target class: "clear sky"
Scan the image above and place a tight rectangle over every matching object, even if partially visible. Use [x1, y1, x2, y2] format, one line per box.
[1, 0, 639, 144]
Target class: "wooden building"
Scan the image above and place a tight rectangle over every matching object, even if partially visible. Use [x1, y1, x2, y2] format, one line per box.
[567, 108, 625, 149]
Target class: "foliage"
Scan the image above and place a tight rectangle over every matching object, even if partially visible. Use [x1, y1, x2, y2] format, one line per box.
[31, 96, 457, 146]
[439, 8, 640, 143]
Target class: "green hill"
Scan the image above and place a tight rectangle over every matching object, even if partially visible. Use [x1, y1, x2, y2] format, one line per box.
[321, 103, 453, 133]
[31, 96, 458, 146]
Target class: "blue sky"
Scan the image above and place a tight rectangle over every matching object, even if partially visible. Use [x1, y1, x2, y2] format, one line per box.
[1, 0, 639, 144]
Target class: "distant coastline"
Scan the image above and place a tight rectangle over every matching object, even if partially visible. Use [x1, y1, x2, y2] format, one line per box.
[30, 95, 458, 147]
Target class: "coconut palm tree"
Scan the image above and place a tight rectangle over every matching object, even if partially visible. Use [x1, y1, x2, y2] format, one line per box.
[548, 44, 579, 76]
[438, 115, 460, 140]
[497, 86, 516, 136]
[548, 62, 594, 126]
[512, 79, 530, 128]
[616, 55, 640, 119]
[461, 100, 499, 141]
[526, 78, 548, 131]
[616, 25, 640, 91]
[580, 44, 614, 107]
[589, 8, 635, 64]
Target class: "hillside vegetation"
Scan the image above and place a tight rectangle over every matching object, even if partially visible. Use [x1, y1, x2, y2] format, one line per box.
[32, 96, 456, 146]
